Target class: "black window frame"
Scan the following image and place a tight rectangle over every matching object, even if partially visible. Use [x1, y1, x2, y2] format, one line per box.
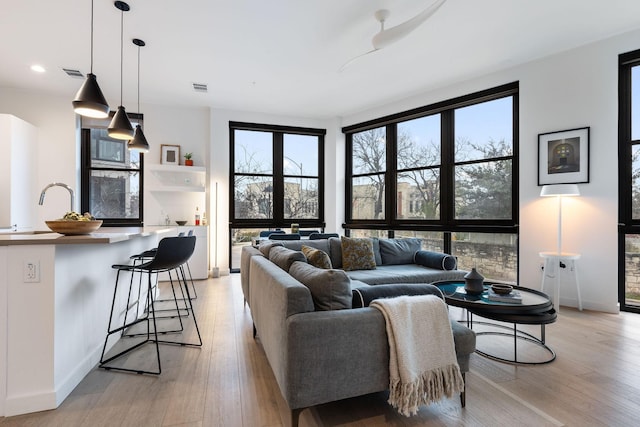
[229, 121, 326, 229]
[343, 82, 519, 254]
[618, 48, 640, 313]
[80, 112, 145, 227]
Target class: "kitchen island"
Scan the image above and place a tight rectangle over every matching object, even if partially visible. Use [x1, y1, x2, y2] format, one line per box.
[0, 227, 173, 416]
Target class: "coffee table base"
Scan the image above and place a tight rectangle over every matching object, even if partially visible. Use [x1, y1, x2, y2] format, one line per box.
[470, 320, 556, 365]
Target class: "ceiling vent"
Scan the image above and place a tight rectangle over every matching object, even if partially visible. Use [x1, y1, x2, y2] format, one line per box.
[63, 68, 84, 78]
[193, 83, 208, 92]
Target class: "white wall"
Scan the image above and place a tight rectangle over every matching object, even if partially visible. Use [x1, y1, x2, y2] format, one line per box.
[341, 29, 640, 313]
[0, 88, 77, 226]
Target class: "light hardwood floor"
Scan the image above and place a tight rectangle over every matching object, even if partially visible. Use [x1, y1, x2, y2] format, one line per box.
[2, 274, 640, 427]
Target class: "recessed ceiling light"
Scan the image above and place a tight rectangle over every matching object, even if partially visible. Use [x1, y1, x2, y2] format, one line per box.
[31, 64, 46, 73]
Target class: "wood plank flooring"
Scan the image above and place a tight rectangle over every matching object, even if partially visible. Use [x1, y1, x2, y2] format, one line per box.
[2, 274, 640, 426]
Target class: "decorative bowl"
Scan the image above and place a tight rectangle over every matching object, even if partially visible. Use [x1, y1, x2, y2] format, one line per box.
[45, 220, 103, 235]
[491, 284, 513, 295]
[175, 220, 187, 226]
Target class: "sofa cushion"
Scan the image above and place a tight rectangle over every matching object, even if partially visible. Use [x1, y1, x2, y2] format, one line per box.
[414, 250, 457, 270]
[352, 283, 444, 308]
[345, 264, 467, 285]
[301, 245, 332, 269]
[379, 238, 421, 265]
[269, 246, 306, 272]
[341, 236, 376, 271]
[289, 261, 352, 310]
[328, 237, 343, 268]
[258, 241, 284, 257]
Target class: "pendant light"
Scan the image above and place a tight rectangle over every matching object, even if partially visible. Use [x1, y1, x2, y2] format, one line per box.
[72, 0, 110, 118]
[108, 1, 134, 140]
[128, 38, 150, 152]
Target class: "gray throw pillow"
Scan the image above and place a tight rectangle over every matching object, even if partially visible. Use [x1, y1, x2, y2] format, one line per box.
[379, 238, 422, 265]
[289, 261, 352, 310]
[269, 246, 306, 272]
[258, 241, 284, 257]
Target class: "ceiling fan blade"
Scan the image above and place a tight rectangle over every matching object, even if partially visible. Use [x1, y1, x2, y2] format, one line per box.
[372, 0, 447, 50]
[338, 48, 379, 72]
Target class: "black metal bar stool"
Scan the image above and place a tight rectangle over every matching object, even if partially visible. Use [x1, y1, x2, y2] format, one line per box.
[124, 231, 198, 327]
[100, 235, 202, 375]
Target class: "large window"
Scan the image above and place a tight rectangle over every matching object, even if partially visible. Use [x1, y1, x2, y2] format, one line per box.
[618, 49, 640, 313]
[80, 113, 144, 226]
[344, 83, 518, 281]
[229, 122, 325, 270]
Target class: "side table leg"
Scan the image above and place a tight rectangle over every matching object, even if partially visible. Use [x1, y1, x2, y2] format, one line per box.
[573, 260, 583, 311]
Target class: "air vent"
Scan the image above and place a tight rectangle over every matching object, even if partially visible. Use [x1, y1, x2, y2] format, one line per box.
[193, 83, 208, 92]
[63, 68, 84, 78]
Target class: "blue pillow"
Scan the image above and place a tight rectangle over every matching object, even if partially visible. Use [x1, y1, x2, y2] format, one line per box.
[414, 250, 457, 270]
[379, 238, 421, 265]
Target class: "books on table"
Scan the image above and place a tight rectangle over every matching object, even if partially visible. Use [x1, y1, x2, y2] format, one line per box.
[487, 289, 522, 304]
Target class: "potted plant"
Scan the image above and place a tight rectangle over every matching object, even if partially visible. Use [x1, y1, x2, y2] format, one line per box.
[184, 152, 193, 166]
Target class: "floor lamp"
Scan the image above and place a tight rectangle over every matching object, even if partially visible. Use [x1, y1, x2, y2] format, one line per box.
[539, 183, 582, 310]
[540, 184, 581, 255]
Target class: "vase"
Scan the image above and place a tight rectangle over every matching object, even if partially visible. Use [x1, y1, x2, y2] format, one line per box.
[464, 267, 485, 295]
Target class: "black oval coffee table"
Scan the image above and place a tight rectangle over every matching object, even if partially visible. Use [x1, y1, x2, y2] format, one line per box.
[432, 280, 557, 365]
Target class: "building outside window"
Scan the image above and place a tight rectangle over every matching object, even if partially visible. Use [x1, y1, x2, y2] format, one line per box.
[80, 113, 144, 226]
[344, 83, 518, 282]
[229, 122, 325, 271]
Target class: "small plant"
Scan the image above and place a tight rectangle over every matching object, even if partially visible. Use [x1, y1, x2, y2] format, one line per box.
[184, 152, 193, 166]
[184, 152, 192, 160]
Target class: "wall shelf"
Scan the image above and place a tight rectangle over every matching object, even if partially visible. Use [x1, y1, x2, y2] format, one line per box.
[147, 164, 206, 173]
[148, 185, 206, 193]
[147, 163, 207, 192]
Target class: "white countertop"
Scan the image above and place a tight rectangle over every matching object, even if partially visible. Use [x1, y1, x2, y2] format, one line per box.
[0, 226, 173, 246]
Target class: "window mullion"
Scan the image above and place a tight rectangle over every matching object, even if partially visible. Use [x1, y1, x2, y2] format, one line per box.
[273, 132, 284, 225]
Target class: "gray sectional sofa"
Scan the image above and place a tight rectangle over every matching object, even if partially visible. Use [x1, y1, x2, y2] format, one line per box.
[240, 237, 476, 427]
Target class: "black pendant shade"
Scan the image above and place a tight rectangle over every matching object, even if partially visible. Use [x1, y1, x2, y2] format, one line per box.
[73, 0, 110, 118]
[128, 125, 149, 152]
[108, 105, 134, 139]
[73, 73, 109, 118]
[108, 1, 134, 140]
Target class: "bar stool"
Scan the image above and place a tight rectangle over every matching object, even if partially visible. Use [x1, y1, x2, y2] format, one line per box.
[100, 236, 202, 375]
[125, 231, 198, 325]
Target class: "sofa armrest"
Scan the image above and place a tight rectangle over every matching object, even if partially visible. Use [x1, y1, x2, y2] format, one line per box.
[282, 307, 389, 409]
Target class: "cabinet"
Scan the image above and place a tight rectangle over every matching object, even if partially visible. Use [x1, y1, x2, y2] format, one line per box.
[0, 115, 37, 231]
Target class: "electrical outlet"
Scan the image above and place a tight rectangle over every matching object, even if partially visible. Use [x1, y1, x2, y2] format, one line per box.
[23, 260, 40, 283]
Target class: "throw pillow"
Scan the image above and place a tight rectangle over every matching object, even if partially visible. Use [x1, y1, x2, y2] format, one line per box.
[414, 250, 457, 270]
[269, 246, 306, 272]
[352, 283, 444, 308]
[289, 261, 352, 310]
[258, 241, 284, 257]
[301, 245, 332, 269]
[341, 236, 376, 271]
[379, 238, 421, 265]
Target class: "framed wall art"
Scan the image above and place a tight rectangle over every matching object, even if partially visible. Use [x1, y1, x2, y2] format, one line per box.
[161, 144, 180, 165]
[538, 127, 590, 185]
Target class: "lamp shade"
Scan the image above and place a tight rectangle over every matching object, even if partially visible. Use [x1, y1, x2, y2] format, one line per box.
[540, 184, 580, 197]
[73, 74, 110, 118]
[108, 106, 134, 140]
[128, 124, 149, 152]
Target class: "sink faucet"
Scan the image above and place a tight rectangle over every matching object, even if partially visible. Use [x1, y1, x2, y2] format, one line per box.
[39, 183, 75, 212]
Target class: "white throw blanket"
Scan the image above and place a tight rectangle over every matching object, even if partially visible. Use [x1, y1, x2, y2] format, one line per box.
[371, 294, 464, 416]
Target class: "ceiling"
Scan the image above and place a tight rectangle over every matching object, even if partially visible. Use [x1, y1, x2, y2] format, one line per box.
[3, 0, 640, 120]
